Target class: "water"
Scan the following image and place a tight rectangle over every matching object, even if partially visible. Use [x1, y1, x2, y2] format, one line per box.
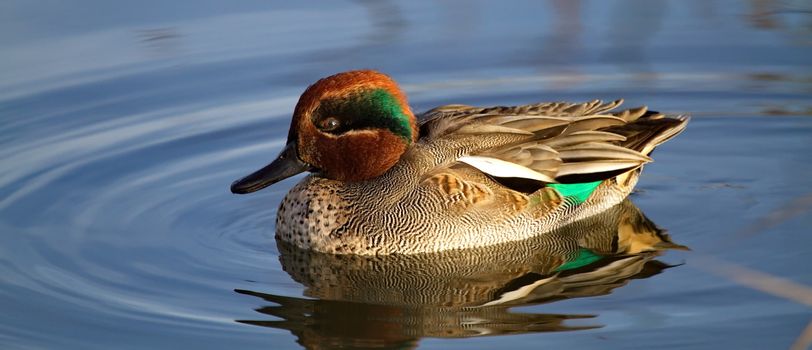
[1, 1, 811, 349]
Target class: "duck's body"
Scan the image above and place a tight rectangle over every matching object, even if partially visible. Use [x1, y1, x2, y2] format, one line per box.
[232, 71, 688, 255]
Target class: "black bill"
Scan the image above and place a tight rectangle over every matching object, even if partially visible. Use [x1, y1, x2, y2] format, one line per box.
[230, 143, 310, 194]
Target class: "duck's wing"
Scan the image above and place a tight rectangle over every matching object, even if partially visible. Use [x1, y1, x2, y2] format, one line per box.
[417, 100, 688, 186]
[419, 99, 623, 137]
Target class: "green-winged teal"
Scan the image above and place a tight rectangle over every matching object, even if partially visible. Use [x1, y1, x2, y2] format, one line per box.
[231, 70, 688, 255]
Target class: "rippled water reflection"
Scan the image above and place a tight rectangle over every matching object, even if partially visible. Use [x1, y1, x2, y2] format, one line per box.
[1, 1, 811, 349]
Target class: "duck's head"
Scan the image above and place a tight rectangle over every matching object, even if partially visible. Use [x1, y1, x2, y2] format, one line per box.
[231, 70, 417, 194]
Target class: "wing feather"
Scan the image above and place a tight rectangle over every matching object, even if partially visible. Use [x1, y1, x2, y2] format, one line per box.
[458, 156, 558, 183]
[417, 99, 686, 190]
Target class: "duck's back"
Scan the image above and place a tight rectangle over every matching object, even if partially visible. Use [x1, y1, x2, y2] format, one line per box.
[276, 100, 687, 255]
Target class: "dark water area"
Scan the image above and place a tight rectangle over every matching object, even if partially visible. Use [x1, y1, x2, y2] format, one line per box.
[1, 1, 811, 349]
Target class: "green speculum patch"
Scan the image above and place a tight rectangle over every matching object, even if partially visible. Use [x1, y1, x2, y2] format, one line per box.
[316, 88, 413, 142]
[555, 248, 603, 272]
[548, 180, 603, 205]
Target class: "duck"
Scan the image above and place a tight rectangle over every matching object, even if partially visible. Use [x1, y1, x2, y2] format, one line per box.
[231, 70, 688, 255]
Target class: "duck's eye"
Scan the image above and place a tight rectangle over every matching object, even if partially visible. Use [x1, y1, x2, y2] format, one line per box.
[319, 117, 341, 132]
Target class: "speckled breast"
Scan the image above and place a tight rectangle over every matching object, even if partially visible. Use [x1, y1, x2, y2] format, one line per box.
[275, 176, 370, 254]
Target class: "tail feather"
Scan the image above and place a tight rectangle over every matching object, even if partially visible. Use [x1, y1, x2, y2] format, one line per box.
[603, 111, 689, 155]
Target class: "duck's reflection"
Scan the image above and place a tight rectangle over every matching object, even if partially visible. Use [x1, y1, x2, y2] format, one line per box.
[236, 199, 687, 349]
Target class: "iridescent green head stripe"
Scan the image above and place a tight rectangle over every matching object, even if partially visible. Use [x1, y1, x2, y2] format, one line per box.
[314, 88, 414, 142]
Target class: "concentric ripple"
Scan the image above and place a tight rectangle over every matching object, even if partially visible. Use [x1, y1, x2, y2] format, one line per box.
[0, 87, 302, 348]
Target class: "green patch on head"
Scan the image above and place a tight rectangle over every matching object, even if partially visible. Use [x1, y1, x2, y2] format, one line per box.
[316, 88, 413, 142]
[548, 180, 603, 205]
[362, 89, 413, 141]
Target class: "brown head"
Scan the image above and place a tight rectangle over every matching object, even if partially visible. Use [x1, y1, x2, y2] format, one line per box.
[231, 70, 417, 194]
